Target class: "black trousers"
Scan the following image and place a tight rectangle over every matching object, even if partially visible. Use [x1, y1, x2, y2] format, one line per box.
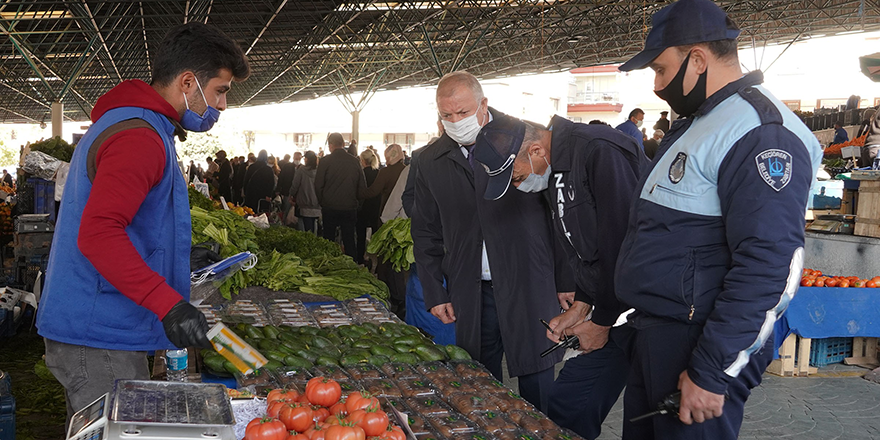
[622, 322, 772, 440]
[547, 324, 634, 440]
[322, 209, 357, 261]
[479, 280, 555, 413]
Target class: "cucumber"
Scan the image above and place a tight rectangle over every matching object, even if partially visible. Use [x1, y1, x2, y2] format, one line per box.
[390, 352, 419, 364]
[370, 345, 397, 357]
[360, 322, 379, 334]
[340, 354, 367, 366]
[299, 326, 320, 336]
[393, 343, 412, 353]
[264, 350, 288, 364]
[258, 339, 280, 351]
[316, 356, 340, 367]
[393, 335, 422, 346]
[295, 348, 319, 363]
[262, 360, 283, 371]
[245, 326, 264, 339]
[412, 344, 448, 362]
[368, 355, 390, 366]
[284, 355, 314, 369]
[444, 344, 472, 360]
[262, 325, 282, 340]
[223, 360, 239, 375]
[312, 336, 334, 349]
[203, 354, 226, 372]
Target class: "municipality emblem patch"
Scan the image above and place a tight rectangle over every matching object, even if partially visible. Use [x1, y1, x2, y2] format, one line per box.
[755, 149, 792, 192]
[668, 152, 687, 184]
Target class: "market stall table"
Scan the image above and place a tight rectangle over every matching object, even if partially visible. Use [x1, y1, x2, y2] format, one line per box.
[771, 286, 880, 376]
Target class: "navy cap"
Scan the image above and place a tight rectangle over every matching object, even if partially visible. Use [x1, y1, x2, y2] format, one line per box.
[473, 115, 527, 200]
[619, 0, 740, 72]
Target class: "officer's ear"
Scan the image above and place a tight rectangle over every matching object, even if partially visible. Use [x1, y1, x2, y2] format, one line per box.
[527, 143, 548, 159]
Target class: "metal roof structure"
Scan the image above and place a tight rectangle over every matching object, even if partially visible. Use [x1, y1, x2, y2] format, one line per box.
[0, 0, 877, 123]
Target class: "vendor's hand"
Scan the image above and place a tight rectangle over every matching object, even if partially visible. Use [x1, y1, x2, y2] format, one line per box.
[162, 300, 212, 349]
[431, 303, 456, 324]
[565, 320, 610, 353]
[190, 245, 222, 272]
[546, 301, 589, 342]
[557, 292, 575, 310]
[677, 371, 724, 425]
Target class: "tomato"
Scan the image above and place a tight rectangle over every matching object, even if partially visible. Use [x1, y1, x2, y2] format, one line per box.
[839, 279, 850, 288]
[246, 417, 288, 440]
[313, 406, 331, 423]
[280, 403, 316, 433]
[826, 278, 839, 287]
[803, 268, 813, 277]
[269, 389, 301, 405]
[325, 423, 366, 440]
[854, 279, 868, 288]
[847, 276, 860, 283]
[288, 434, 310, 440]
[346, 392, 380, 413]
[872, 276, 880, 284]
[867, 280, 877, 288]
[815, 278, 825, 287]
[306, 377, 343, 407]
[355, 409, 389, 437]
[324, 414, 348, 427]
[800, 278, 814, 287]
[330, 401, 348, 417]
[810, 270, 822, 277]
[305, 423, 328, 440]
[268, 400, 288, 419]
[378, 425, 405, 440]
[297, 393, 312, 404]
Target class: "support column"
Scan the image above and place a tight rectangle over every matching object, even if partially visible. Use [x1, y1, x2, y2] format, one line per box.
[51, 101, 63, 138]
[351, 110, 360, 144]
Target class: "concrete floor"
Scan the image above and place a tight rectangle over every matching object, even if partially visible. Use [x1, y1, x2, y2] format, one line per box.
[501, 362, 880, 440]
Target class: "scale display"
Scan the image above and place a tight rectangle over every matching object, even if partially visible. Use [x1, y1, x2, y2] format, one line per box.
[67, 394, 109, 440]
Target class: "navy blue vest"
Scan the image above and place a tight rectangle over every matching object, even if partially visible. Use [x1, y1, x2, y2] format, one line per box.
[37, 107, 191, 351]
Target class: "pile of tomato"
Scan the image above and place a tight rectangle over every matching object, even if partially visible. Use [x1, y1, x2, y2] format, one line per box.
[801, 269, 880, 288]
[245, 376, 406, 440]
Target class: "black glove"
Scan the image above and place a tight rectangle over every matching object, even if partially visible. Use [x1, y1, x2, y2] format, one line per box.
[162, 300, 212, 349]
[191, 244, 222, 272]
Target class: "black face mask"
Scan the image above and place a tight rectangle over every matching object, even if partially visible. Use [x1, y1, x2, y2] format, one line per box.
[655, 51, 708, 118]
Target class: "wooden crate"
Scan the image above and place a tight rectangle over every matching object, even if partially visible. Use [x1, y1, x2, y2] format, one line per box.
[855, 181, 880, 238]
[766, 333, 817, 377]
[844, 337, 880, 369]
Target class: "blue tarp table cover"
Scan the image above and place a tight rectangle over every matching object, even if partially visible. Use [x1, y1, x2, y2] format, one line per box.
[774, 287, 880, 356]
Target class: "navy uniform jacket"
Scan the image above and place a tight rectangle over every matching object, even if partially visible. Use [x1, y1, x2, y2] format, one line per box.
[615, 72, 823, 394]
[542, 116, 645, 326]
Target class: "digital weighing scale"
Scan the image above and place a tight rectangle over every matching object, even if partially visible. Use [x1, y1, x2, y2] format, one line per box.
[66, 380, 235, 440]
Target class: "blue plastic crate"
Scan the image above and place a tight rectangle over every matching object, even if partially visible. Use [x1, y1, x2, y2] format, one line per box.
[809, 337, 853, 367]
[28, 178, 55, 222]
[0, 395, 13, 440]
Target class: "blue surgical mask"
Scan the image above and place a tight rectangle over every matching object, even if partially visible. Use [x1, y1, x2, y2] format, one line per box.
[181, 77, 220, 132]
[517, 155, 551, 193]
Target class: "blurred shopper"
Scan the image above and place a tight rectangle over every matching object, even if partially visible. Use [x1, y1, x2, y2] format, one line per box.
[244, 149, 275, 212]
[412, 71, 571, 412]
[358, 149, 381, 264]
[215, 150, 232, 201]
[232, 155, 247, 204]
[653, 110, 671, 133]
[616, 108, 645, 150]
[865, 108, 880, 168]
[616, 0, 822, 438]
[315, 132, 367, 260]
[643, 129, 665, 160]
[293, 151, 303, 168]
[832, 121, 849, 145]
[290, 151, 321, 234]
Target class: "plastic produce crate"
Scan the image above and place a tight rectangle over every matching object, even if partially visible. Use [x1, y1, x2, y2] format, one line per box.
[809, 337, 853, 367]
[29, 178, 55, 222]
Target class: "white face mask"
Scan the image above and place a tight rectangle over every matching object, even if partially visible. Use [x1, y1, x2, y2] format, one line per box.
[441, 101, 485, 146]
[635, 119, 643, 128]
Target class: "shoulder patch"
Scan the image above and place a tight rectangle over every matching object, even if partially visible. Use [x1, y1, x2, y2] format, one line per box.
[755, 149, 792, 191]
[738, 87, 783, 125]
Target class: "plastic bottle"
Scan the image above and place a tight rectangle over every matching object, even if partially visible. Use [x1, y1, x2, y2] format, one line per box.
[166, 348, 188, 382]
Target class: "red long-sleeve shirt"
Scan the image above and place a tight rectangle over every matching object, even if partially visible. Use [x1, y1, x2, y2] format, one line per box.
[76, 80, 184, 320]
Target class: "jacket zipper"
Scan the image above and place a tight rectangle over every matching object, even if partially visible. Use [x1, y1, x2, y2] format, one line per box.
[650, 183, 696, 198]
[680, 248, 697, 321]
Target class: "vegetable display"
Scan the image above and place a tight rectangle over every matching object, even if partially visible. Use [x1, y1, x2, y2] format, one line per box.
[801, 268, 880, 288]
[29, 136, 75, 162]
[256, 226, 344, 260]
[366, 219, 414, 272]
[825, 134, 866, 157]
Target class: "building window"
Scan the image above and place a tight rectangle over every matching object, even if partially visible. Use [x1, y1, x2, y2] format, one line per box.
[570, 117, 582, 123]
[550, 98, 560, 112]
[294, 133, 311, 148]
[782, 100, 800, 111]
[384, 133, 415, 149]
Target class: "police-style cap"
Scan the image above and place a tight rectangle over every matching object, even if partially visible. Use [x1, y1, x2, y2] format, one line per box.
[473, 115, 527, 200]
[619, 0, 740, 72]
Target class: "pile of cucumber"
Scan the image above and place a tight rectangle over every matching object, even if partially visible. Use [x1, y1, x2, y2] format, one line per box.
[201, 322, 471, 376]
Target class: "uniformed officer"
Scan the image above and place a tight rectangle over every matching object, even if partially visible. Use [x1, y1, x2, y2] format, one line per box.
[614, 0, 823, 439]
[472, 115, 645, 439]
